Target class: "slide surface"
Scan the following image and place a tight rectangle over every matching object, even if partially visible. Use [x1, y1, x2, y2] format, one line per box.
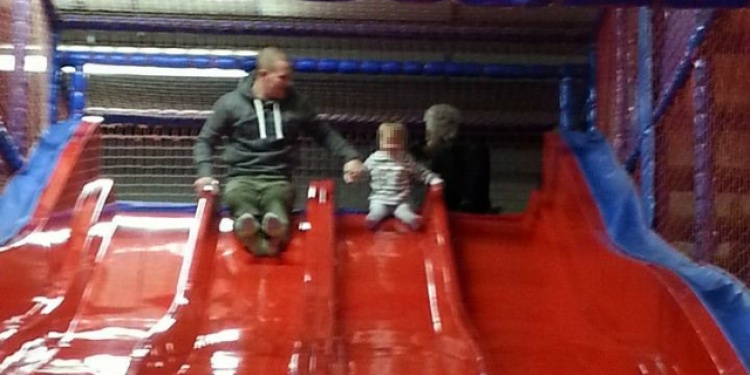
[0, 128, 748, 375]
[450, 134, 748, 375]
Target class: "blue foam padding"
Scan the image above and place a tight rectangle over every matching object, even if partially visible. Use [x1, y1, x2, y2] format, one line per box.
[0, 117, 82, 244]
[563, 129, 750, 371]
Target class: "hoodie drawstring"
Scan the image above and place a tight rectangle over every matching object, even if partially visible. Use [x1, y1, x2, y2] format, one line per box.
[253, 99, 284, 139]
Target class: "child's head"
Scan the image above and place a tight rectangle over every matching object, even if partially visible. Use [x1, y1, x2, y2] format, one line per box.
[377, 122, 408, 153]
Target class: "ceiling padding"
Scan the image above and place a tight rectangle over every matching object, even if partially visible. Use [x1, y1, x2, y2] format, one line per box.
[51, 0, 598, 25]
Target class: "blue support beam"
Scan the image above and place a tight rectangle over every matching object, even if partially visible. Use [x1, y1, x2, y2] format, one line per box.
[57, 52, 587, 79]
[69, 66, 86, 117]
[559, 75, 575, 131]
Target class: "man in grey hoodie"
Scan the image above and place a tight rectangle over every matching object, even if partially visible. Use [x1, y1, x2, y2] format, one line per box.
[194, 47, 364, 256]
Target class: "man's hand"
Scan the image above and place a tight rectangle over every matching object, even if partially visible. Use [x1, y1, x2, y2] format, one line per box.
[194, 177, 219, 196]
[343, 159, 364, 183]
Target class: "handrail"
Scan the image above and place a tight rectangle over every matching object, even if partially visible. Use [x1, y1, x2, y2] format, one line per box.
[421, 185, 489, 375]
[298, 180, 339, 375]
[124, 186, 220, 375]
[0, 178, 115, 367]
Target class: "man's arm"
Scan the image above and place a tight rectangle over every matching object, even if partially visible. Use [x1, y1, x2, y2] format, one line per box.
[300, 104, 364, 182]
[193, 97, 231, 194]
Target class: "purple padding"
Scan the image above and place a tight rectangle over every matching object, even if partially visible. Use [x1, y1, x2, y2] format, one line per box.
[664, 0, 748, 5]
[560, 0, 648, 4]
[59, 15, 589, 43]
[460, 0, 549, 4]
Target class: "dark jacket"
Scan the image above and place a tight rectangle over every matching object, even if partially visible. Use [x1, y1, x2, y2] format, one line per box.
[194, 75, 360, 179]
[412, 138, 492, 213]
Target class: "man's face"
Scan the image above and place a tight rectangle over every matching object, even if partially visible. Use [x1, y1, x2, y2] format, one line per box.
[260, 60, 292, 100]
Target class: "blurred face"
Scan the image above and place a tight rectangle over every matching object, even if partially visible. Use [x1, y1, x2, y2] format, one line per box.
[380, 128, 404, 154]
[424, 112, 439, 146]
[259, 59, 292, 100]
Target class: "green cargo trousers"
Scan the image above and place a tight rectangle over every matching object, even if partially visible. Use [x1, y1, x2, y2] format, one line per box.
[223, 175, 295, 233]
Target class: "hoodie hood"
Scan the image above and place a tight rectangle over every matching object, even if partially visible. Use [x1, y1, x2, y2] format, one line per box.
[237, 73, 255, 100]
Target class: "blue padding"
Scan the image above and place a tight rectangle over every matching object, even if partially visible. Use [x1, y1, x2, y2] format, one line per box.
[58, 52, 588, 79]
[99, 115, 203, 127]
[318, 59, 339, 73]
[338, 60, 359, 74]
[562, 129, 750, 371]
[215, 57, 238, 69]
[294, 58, 316, 72]
[403, 61, 423, 75]
[192, 57, 212, 69]
[116, 201, 306, 215]
[381, 61, 401, 75]
[424, 62, 446, 76]
[116, 201, 202, 213]
[243, 60, 256, 72]
[0, 117, 82, 245]
[360, 61, 381, 75]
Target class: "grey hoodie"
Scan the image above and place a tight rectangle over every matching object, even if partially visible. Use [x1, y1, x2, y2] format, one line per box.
[194, 75, 360, 179]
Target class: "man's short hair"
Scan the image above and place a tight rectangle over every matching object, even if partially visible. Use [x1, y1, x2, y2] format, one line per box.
[256, 47, 288, 71]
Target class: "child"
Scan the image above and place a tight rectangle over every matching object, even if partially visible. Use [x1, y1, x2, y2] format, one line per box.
[363, 122, 443, 231]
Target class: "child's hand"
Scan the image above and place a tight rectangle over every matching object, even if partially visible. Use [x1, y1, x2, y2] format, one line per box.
[343, 159, 365, 183]
[430, 177, 444, 186]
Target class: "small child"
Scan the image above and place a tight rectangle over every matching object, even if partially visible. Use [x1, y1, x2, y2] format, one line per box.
[363, 122, 443, 231]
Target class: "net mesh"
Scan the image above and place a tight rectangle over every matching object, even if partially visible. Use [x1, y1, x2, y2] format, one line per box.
[60, 31, 558, 212]
[597, 9, 750, 285]
[691, 10, 750, 284]
[595, 9, 638, 163]
[0, 0, 11, 191]
[28, 0, 51, 147]
[98, 121, 542, 212]
[0, 0, 51, 193]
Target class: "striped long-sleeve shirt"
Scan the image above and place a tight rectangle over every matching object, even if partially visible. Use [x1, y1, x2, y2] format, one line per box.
[364, 150, 439, 205]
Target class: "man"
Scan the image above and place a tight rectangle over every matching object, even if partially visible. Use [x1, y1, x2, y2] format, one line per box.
[412, 104, 492, 213]
[194, 47, 364, 256]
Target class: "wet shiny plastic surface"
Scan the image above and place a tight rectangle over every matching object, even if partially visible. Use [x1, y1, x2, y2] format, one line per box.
[336, 217, 481, 375]
[0, 137, 747, 374]
[449, 137, 748, 375]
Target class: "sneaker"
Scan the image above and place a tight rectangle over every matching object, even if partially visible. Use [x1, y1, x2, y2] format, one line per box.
[262, 213, 287, 239]
[365, 217, 380, 231]
[255, 235, 279, 257]
[408, 216, 424, 231]
[234, 214, 259, 253]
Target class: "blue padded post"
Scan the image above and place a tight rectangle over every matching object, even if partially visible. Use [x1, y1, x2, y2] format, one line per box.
[559, 75, 575, 131]
[69, 65, 86, 117]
